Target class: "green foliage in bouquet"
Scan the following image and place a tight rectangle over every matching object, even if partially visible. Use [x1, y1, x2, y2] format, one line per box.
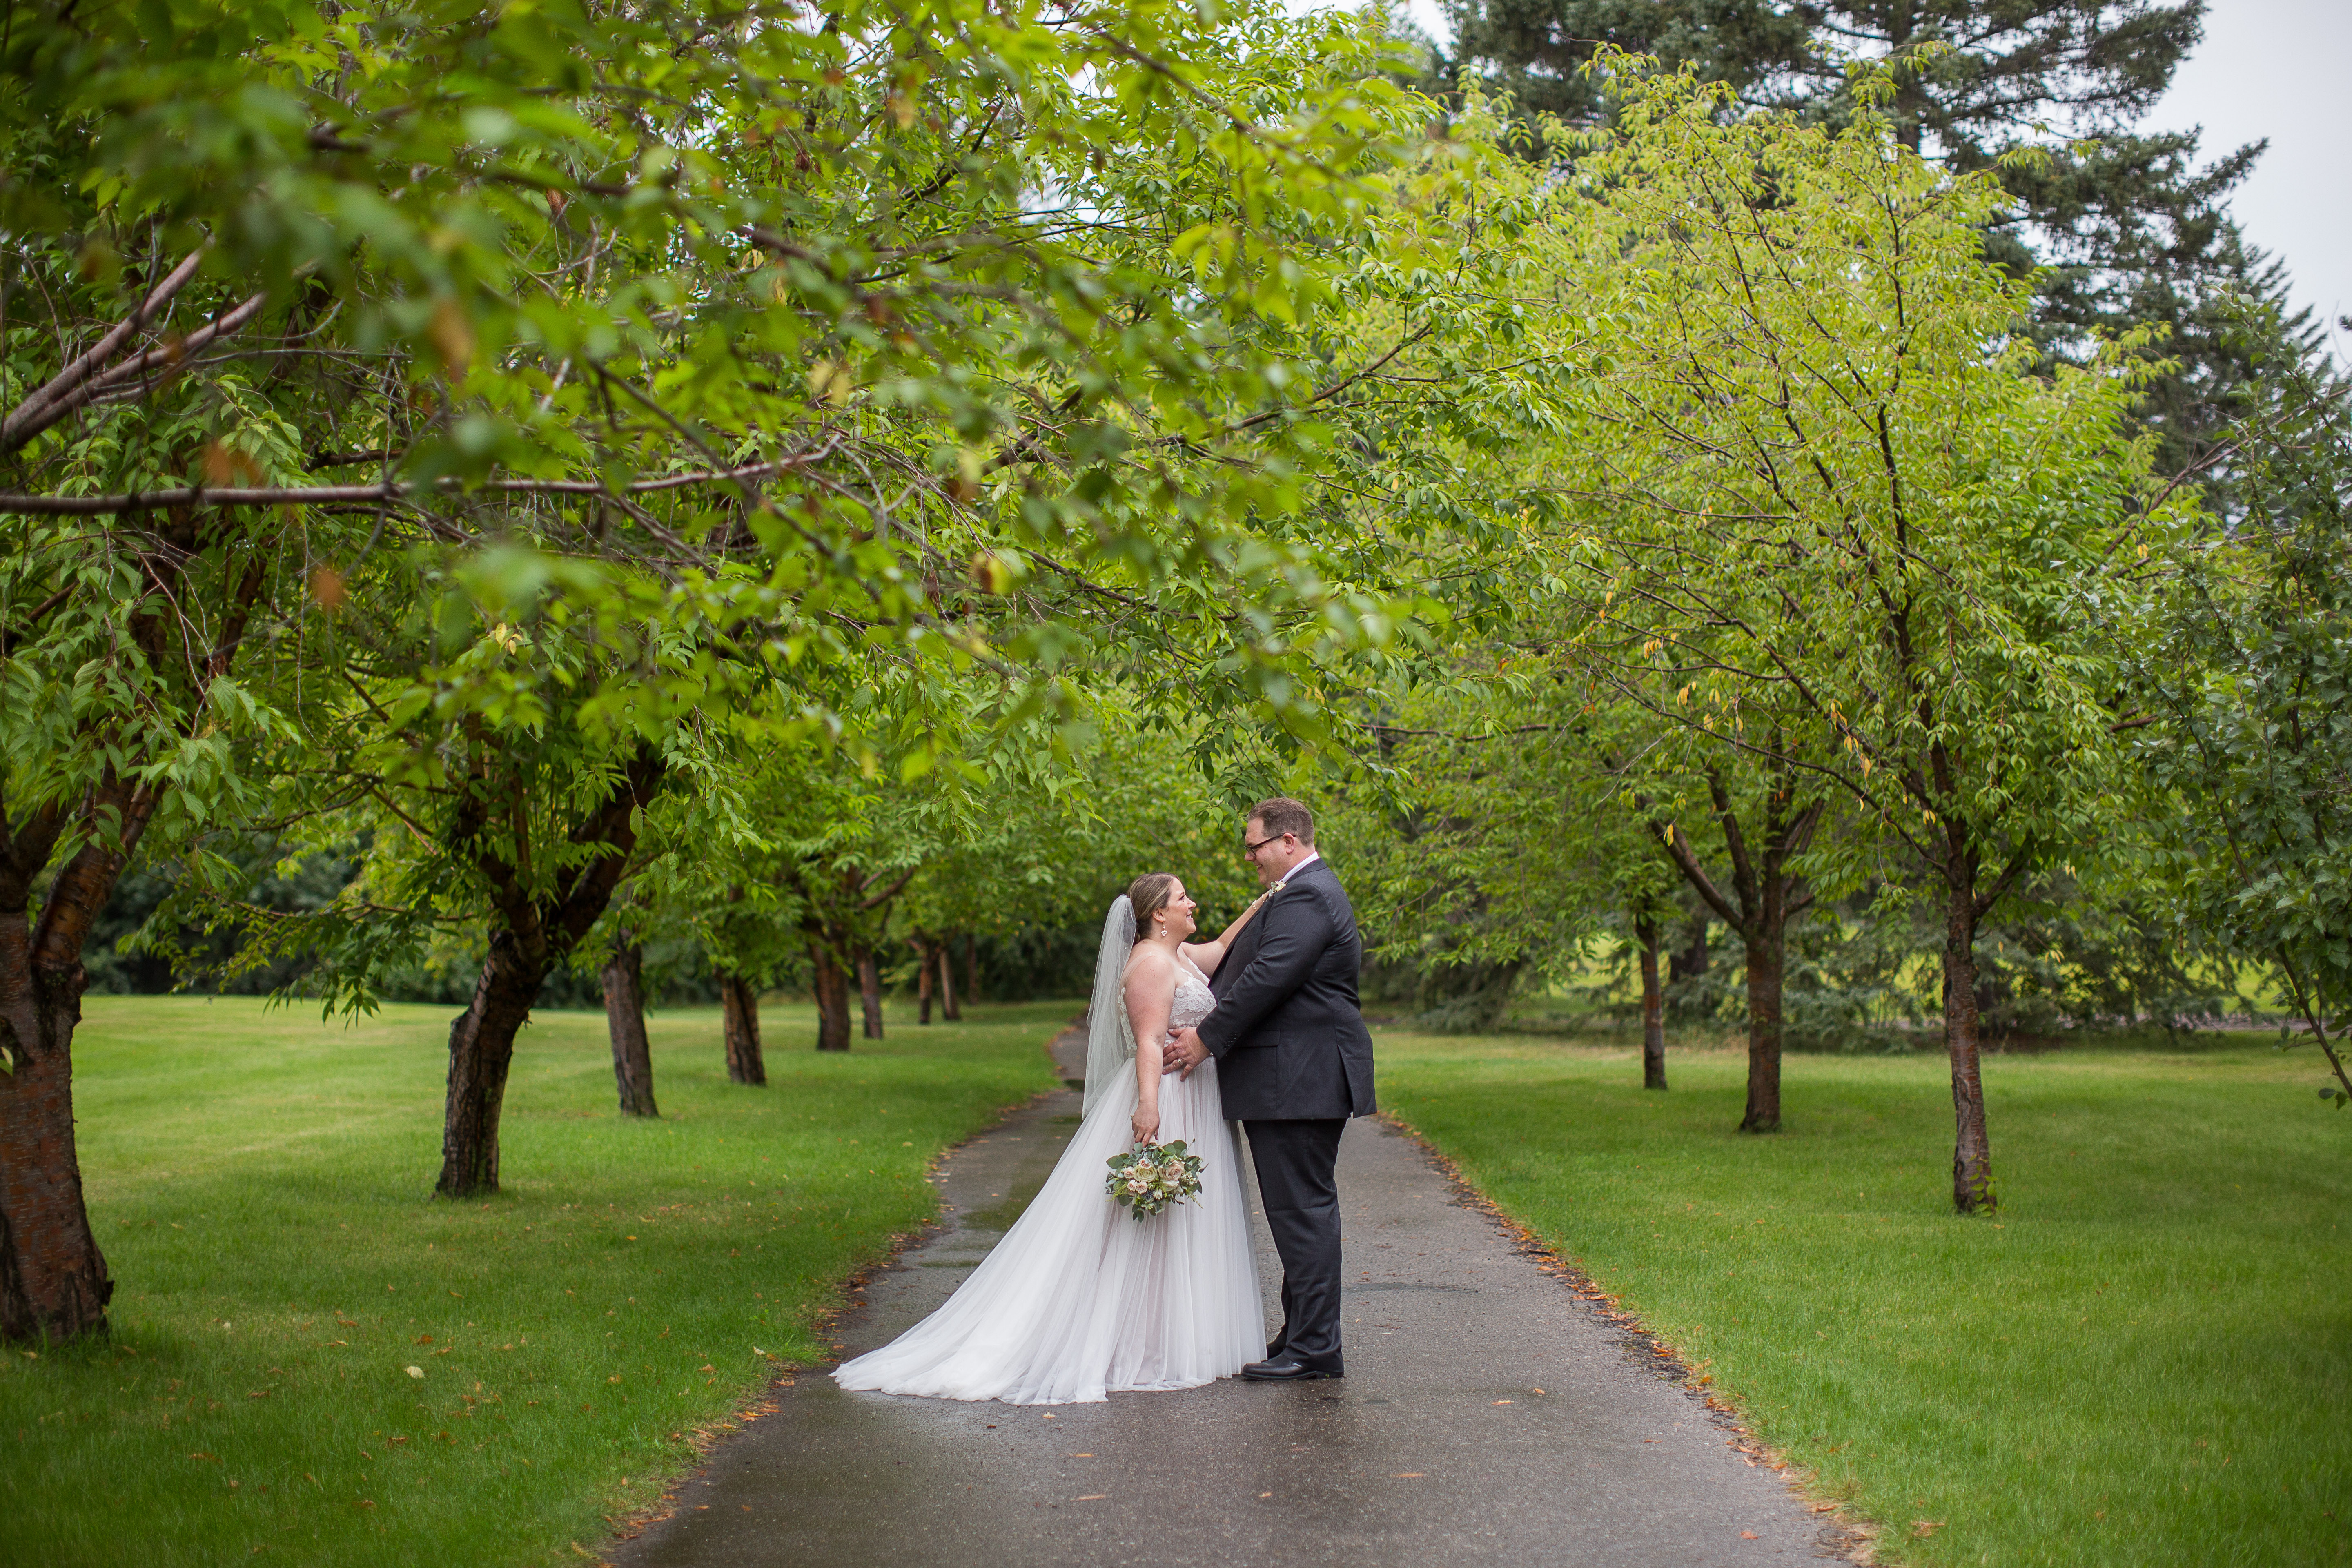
[1104, 1140, 1205, 1221]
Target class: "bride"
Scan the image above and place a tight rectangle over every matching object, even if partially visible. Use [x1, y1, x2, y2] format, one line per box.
[833, 872, 1271, 1404]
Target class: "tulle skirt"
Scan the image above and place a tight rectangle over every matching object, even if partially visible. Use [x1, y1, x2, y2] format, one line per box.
[832, 1056, 1263, 1405]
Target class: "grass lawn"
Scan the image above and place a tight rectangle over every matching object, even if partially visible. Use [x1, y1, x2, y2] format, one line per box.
[1375, 1029, 2352, 1567]
[0, 994, 1064, 1567]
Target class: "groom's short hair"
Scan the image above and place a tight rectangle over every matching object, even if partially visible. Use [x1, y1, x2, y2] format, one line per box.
[1248, 797, 1314, 846]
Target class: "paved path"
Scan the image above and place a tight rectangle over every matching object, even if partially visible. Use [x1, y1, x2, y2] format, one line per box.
[615, 1030, 1853, 1567]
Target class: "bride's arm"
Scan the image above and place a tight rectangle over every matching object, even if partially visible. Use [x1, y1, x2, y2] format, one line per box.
[1187, 886, 1276, 976]
[1123, 948, 1177, 1145]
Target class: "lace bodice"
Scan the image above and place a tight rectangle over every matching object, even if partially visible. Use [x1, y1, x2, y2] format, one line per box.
[1168, 950, 1216, 1032]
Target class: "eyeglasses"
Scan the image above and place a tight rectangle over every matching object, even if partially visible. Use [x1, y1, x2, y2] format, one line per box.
[1242, 833, 1290, 857]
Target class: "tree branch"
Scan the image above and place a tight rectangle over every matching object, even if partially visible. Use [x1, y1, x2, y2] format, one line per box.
[0, 450, 838, 514]
[1647, 816, 1748, 936]
[0, 247, 205, 454]
[858, 866, 917, 911]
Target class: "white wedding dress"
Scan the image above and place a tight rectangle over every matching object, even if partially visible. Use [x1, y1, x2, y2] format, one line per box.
[833, 944, 1263, 1405]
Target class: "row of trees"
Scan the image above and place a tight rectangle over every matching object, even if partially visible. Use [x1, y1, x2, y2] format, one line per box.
[6, 0, 2347, 1350]
[0, 0, 1482, 1341]
[1317, 2, 2352, 1217]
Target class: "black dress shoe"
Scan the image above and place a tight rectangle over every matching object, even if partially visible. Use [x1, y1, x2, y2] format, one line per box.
[1241, 1357, 1342, 1381]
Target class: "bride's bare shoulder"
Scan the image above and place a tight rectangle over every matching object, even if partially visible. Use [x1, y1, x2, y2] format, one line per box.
[1123, 944, 1176, 987]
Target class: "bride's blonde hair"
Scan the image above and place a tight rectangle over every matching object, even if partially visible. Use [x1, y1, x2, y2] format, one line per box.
[1126, 873, 1179, 939]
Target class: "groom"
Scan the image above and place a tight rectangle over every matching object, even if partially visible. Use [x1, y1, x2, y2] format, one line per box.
[1167, 797, 1376, 1381]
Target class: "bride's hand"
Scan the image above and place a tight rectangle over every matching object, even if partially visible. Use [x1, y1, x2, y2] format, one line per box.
[1131, 1105, 1160, 1145]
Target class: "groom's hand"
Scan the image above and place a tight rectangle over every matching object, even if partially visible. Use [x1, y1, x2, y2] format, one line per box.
[1166, 1027, 1211, 1079]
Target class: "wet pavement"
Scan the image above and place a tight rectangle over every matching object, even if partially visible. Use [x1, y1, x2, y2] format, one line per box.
[612, 1029, 1855, 1567]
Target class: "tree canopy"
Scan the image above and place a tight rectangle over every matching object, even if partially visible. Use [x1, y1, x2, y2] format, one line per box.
[6, 2, 2348, 1345]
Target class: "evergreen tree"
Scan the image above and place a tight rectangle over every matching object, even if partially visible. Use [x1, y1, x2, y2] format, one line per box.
[1435, 0, 2314, 480]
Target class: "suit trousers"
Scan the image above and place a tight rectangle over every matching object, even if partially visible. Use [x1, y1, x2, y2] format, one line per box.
[1243, 1117, 1348, 1372]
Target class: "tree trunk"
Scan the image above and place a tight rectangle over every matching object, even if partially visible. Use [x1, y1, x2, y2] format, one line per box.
[916, 939, 935, 1025]
[938, 935, 961, 1021]
[0, 525, 266, 1343]
[857, 949, 884, 1040]
[719, 969, 766, 1086]
[601, 940, 658, 1118]
[1739, 935, 1784, 1132]
[1648, 771, 1820, 1136]
[0, 953, 113, 1343]
[1634, 910, 1668, 1091]
[436, 933, 547, 1198]
[436, 746, 664, 1198]
[1944, 882, 1996, 1214]
[960, 932, 978, 1005]
[811, 940, 853, 1051]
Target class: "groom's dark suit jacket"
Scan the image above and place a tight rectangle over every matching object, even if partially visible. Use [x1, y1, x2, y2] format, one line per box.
[1198, 856, 1377, 1121]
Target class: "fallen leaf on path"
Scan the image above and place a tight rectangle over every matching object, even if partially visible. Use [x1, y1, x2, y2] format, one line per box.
[1741, 1530, 1758, 1539]
[1391, 1473, 1423, 1479]
[1493, 1399, 1512, 1405]
[1076, 1494, 1107, 1501]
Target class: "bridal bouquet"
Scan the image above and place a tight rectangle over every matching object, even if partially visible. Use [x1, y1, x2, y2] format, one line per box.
[1104, 1140, 1205, 1221]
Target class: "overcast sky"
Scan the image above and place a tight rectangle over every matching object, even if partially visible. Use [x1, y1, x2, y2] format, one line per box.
[2149, 0, 2351, 345]
[1383, 0, 2351, 350]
